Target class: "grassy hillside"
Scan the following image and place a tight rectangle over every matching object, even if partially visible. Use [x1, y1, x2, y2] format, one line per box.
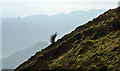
[15, 7, 120, 71]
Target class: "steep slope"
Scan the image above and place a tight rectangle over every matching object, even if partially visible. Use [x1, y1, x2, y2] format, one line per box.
[16, 7, 120, 71]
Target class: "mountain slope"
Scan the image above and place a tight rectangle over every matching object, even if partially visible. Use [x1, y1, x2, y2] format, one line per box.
[16, 7, 120, 71]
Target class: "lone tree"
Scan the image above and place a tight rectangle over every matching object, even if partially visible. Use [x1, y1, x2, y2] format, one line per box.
[50, 32, 57, 44]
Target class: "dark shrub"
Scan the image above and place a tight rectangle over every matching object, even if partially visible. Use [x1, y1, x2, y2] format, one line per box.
[50, 33, 57, 44]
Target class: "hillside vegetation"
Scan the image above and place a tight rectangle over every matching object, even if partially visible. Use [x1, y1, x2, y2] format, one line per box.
[16, 7, 120, 71]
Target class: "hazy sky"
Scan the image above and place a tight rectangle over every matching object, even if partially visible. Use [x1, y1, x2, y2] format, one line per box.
[1, 0, 119, 17]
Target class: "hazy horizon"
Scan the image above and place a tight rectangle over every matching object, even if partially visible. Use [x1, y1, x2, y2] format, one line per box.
[2, 9, 106, 18]
[1, 0, 118, 18]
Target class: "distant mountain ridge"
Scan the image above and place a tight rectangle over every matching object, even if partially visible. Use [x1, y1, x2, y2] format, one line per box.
[2, 9, 105, 58]
[2, 42, 48, 69]
[16, 7, 120, 71]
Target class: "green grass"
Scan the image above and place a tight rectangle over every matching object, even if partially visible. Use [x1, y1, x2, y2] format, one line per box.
[16, 7, 120, 71]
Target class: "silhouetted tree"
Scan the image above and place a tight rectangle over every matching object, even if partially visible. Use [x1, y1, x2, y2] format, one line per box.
[50, 33, 57, 44]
